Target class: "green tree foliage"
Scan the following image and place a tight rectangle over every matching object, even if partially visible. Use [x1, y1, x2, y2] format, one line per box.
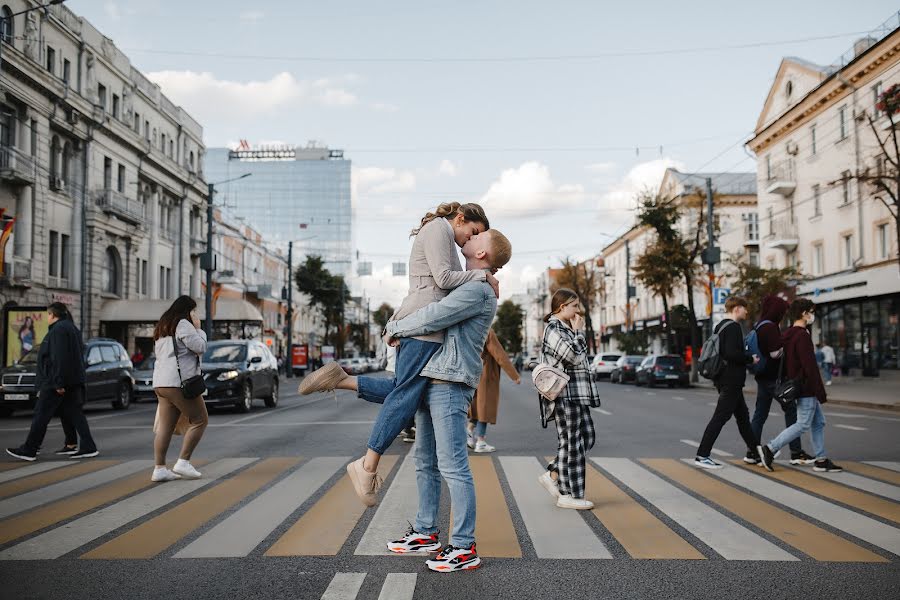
[294, 256, 350, 353]
[726, 255, 803, 319]
[632, 236, 686, 352]
[612, 330, 649, 355]
[493, 300, 524, 354]
[555, 257, 601, 353]
[372, 302, 395, 331]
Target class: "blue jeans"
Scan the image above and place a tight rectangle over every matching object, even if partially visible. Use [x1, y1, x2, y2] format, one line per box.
[357, 338, 441, 454]
[414, 383, 477, 548]
[822, 363, 833, 383]
[768, 397, 826, 459]
[751, 379, 801, 454]
[472, 420, 488, 438]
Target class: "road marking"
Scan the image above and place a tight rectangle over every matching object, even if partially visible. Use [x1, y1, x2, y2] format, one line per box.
[266, 455, 399, 556]
[679, 440, 732, 457]
[0, 460, 148, 520]
[793, 465, 900, 502]
[470, 455, 521, 557]
[593, 408, 612, 416]
[0, 461, 72, 484]
[586, 461, 703, 559]
[707, 461, 900, 556]
[0, 459, 119, 501]
[223, 394, 331, 425]
[864, 461, 900, 474]
[355, 453, 421, 556]
[54, 406, 155, 425]
[733, 461, 900, 524]
[834, 424, 867, 431]
[0, 458, 252, 560]
[843, 462, 900, 486]
[673, 396, 685, 401]
[0, 462, 27, 472]
[649, 459, 884, 562]
[321, 573, 366, 600]
[500, 456, 611, 559]
[594, 458, 796, 561]
[646, 392, 657, 396]
[826, 411, 900, 423]
[83, 458, 299, 559]
[377, 573, 416, 600]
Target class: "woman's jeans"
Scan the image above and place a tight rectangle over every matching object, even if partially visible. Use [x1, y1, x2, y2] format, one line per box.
[472, 420, 488, 438]
[356, 338, 441, 454]
[768, 397, 827, 459]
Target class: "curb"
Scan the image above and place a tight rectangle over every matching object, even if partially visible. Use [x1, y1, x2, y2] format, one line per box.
[824, 398, 900, 413]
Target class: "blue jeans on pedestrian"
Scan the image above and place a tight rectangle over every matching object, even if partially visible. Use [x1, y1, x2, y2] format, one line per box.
[356, 338, 441, 454]
[751, 379, 802, 454]
[414, 383, 477, 548]
[768, 397, 826, 459]
[472, 420, 488, 438]
[822, 362, 833, 383]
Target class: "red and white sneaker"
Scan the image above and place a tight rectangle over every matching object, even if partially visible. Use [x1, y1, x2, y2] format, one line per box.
[425, 543, 482, 572]
[386, 525, 441, 554]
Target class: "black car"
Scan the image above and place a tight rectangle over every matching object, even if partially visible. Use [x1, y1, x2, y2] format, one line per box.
[610, 355, 645, 384]
[0, 338, 134, 417]
[635, 355, 690, 388]
[132, 356, 156, 402]
[202, 340, 279, 412]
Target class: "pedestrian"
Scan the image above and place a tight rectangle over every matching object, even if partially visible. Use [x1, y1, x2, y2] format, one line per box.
[745, 295, 814, 466]
[820, 341, 835, 386]
[467, 329, 521, 453]
[694, 296, 759, 469]
[150, 296, 209, 482]
[514, 353, 524, 373]
[758, 298, 842, 473]
[131, 347, 145, 366]
[537, 288, 601, 510]
[6, 303, 99, 461]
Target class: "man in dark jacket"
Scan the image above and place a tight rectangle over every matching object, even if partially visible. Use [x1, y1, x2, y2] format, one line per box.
[745, 295, 813, 465]
[694, 296, 760, 469]
[6, 303, 98, 461]
[758, 298, 841, 472]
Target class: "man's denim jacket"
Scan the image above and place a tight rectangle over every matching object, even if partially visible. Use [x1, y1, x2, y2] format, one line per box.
[385, 279, 497, 389]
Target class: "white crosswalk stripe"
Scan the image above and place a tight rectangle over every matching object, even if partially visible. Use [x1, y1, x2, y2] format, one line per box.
[796, 465, 900, 501]
[376, 573, 417, 600]
[355, 453, 420, 556]
[320, 573, 366, 600]
[865, 461, 900, 474]
[0, 461, 72, 484]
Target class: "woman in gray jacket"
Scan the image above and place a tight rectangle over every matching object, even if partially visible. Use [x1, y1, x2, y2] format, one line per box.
[151, 296, 208, 482]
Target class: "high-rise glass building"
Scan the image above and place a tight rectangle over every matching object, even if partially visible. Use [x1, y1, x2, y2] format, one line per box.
[204, 143, 353, 279]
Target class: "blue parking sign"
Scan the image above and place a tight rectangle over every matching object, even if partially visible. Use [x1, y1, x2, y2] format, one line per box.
[713, 287, 730, 305]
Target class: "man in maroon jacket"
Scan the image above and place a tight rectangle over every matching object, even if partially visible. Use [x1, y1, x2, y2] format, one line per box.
[758, 298, 842, 472]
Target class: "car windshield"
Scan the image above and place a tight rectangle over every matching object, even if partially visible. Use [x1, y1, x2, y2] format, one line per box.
[626, 356, 643, 364]
[203, 344, 247, 363]
[601, 355, 621, 361]
[17, 345, 39, 365]
[137, 356, 156, 370]
[657, 356, 685, 367]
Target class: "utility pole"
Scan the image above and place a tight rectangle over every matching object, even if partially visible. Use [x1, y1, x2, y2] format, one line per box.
[625, 239, 633, 332]
[204, 181, 214, 337]
[702, 177, 720, 335]
[286, 240, 293, 378]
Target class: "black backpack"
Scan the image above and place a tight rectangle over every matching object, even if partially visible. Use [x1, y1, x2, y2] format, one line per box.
[697, 320, 737, 380]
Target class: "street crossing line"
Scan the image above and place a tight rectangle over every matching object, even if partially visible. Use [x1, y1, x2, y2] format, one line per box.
[593, 408, 612, 416]
[865, 461, 900, 474]
[0, 462, 26, 472]
[649, 459, 885, 562]
[355, 454, 420, 556]
[0, 458, 253, 560]
[706, 461, 900, 556]
[679, 440, 732, 458]
[266, 455, 400, 556]
[321, 572, 366, 600]
[175, 457, 347, 558]
[500, 456, 612, 559]
[0, 459, 118, 500]
[794, 466, 900, 502]
[0, 460, 72, 484]
[844, 462, 900, 487]
[376, 573, 417, 600]
[595, 458, 797, 561]
[834, 424, 867, 431]
[470, 455, 522, 558]
[83, 458, 299, 559]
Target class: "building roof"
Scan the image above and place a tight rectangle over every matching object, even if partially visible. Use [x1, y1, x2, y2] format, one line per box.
[668, 170, 757, 196]
[782, 56, 835, 76]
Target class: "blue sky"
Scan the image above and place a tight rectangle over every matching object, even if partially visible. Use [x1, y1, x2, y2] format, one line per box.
[69, 0, 899, 306]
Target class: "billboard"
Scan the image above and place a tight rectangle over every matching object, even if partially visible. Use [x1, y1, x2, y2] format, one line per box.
[4, 307, 49, 367]
[291, 344, 308, 369]
[321, 345, 336, 364]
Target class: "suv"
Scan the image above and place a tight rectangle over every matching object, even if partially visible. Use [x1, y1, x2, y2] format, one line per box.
[635, 355, 690, 388]
[201, 340, 279, 412]
[590, 353, 622, 380]
[0, 338, 135, 417]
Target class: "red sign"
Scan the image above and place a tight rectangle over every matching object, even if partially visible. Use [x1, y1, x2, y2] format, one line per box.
[291, 344, 308, 369]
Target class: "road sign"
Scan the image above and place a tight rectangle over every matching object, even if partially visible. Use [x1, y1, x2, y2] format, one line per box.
[713, 287, 730, 305]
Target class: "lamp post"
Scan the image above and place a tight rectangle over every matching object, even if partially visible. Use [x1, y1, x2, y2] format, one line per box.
[285, 233, 317, 378]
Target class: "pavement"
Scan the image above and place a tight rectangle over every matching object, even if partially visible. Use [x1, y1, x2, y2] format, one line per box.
[0, 372, 897, 599]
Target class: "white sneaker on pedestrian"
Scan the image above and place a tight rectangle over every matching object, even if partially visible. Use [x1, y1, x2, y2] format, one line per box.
[825, 381, 832, 386]
[172, 459, 201, 479]
[474, 440, 496, 453]
[466, 434, 475, 450]
[538, 471, 561, 498]
[556, 495, 594, 510]
[151, 467, 182, 482]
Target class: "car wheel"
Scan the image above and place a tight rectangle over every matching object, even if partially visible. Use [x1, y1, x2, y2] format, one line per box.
[112, 382, 132, 409]
[265, 379, 279, 408]
[236, 382, 252, 413]
[647, 378, 655, 388]
[0, 407, 13, 418]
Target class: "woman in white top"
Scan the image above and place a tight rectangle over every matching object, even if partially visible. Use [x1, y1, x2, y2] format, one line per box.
[151, 296, 208, 482]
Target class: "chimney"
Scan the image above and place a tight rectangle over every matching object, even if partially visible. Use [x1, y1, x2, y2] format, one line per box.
[853, 36, 877, 58]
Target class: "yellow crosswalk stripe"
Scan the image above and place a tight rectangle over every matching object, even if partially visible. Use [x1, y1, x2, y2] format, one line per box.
[0, 460, 117, 500]
[470, 456, 522, 558]
[0, 462, 28, 472]
[843, 462, 900, 487]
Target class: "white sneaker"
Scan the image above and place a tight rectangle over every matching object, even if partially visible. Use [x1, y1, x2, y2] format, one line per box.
[556, 494, 594, 510]
[825, 381, 832, 386]
[151, 467, 181, 482]
[466, 434, 475, 450]
[172, 459, 201, 479]
[538, 471, 561, 498]
[474, 440, 496, 453]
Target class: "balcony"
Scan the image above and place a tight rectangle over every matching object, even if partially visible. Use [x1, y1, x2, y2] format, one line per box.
[765, 217, 799, 251]
[1, 257, 32, 287]
[0, 146, 36, 185]
[190, 237, 206, 256]
[766, 159, 796, 197]
[96, 189, 146, 225]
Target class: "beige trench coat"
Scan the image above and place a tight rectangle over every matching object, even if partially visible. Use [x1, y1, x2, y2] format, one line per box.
[469, 330, 520, 424]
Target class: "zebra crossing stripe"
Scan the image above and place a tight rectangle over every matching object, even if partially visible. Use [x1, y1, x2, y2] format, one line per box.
[0, 461, 72, 484]
[844, 462, 900, 487]
[320, 573, 366, 600]
[500, 456, 611, 559]
[0, 459, 118, 500]
[82, 458, 299, 559]
[470, 456, 522, 558]
[175, 457, 348, 558]
[376, 573, 416, 600]
[595, 458, 797, 561]
[0, 460, 149, 520]
[795, 465, 900, 502]
[355, 453, 420, 556]
[0, 458, 253, 560]
[706, 461, 900, 556]
[864, 461, 900, 474]
[649, 459, 885, 562]
[733, 462, 900, 524]
[0, 462, 26, 472]
[266, 455, 400, 556]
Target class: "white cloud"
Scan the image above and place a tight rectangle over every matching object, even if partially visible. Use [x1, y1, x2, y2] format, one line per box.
[438, 159, 459, 177]
[480, 161, 585, 217]
[597, 157, 685, 217]
[356, 265, 410, 309]
[354, 167, 417, 196]
[495, 263, 541, 299]
[104, 1, 121, 20]
[585, 162, 616, 174]
[239, 10, 265, 23]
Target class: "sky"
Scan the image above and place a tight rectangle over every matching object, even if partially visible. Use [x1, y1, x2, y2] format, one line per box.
[69, 0, 899, 308]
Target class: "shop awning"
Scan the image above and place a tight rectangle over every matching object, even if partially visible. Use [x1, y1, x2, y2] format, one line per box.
[99, 298, 263, 323]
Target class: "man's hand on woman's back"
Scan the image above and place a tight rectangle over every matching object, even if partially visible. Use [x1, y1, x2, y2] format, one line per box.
[485, 272, 500, 298]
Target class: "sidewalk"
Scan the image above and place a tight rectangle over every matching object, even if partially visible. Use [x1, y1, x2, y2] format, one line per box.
[694, 370, 900, 412]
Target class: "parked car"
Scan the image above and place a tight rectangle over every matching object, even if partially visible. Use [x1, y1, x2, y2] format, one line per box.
[337, 358, 354, 374]
[590, 353, 622, 380]
[610, 355, 645, 384]
[366, 357, 382, 372]
[635, 355, 690, 388]
[0, 338, 134, 417]
[525, 355, 540, 370]
[349, 358, 368, 374]
[132, 355, 157, 402]
[201, 340, 279, 412]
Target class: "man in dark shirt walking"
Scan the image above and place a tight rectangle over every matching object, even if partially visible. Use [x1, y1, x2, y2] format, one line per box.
[695, 296, 759, 469]
[6, 303, 98, 461]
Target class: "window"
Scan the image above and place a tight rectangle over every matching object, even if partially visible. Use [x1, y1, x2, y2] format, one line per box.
[839, 106, 848, 140]
[29, 119, 36, 157]
[812, 184, 821, 216]
[765, 155, 772, 179]
[168, 139, 174, 158]
[873, 81, 883, 117]
[103, 157, 112, 189]
[0, 6, 13, 43]
[878, 223, 889, 259]
[61, 141, 71, 184]
[767, 207, 774, 236]
[104, 247, 121, 295]
[117, 164, 125, 193]
[158, 266, 172, 299]
[61, 233, 70, 279]
[810, 124, 817, 155]
[843, 234, 854, 268]
[841, 171, 851, 205]
[46, 46, 55, 74]
[112, 94, 120, 119]
[749, 250, 760, 267]
[48, 231, 59, 277]
[160, 132, 166, 152]
[86, 346, 102, 366]
[98, 84, 107, 111]
[100, 346, 117, 364]
[144, 119, 150, 141]
[813, 243, 824, 275]
[49, 135, 59, 179]
[62, 59, 70, 86]
[133, 112, 140, 133]
[136, 258, 148, 295]
[189, 151, 195, 171]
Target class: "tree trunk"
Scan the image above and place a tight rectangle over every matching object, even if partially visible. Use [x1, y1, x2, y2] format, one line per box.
[584, 312, 596, 355]
[684, 274, 700, 383]
[661, 294, 672, 354]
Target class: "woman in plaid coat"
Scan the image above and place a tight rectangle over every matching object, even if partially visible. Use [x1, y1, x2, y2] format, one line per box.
[537, 288, 600, 510]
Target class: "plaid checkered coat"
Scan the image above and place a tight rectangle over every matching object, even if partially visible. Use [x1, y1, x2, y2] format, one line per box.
[541, 317, 600, 408]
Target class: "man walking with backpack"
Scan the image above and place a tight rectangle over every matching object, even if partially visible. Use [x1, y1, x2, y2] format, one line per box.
[694, 297, 759, 469]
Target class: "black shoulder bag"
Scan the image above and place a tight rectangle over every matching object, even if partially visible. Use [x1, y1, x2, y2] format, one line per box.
[172, 336, 206, 399]
[773, 353, 801, 411]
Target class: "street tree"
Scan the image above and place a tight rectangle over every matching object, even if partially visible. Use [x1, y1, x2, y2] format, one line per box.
[554, 257, 601, 353]
[726, 255, 803, 319]
[372, 302, 395, 331]
[632, 236, 686, 353]
[612, 330, 649, 355]
[493, 300, 524, 354]
[294, 256, 350, 354]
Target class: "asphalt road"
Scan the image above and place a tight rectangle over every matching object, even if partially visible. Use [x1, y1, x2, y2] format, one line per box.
[0, 372, 897, 600]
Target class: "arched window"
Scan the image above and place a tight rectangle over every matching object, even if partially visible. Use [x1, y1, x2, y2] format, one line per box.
[189, 151, 195, 171]
[103, 246, 121, 295]
[49, 135, 60, 178]
[61, 141, 71, 184]
[0, 6, 13, 44]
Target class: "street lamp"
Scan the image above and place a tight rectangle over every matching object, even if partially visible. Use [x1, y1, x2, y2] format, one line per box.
[204, 173, 251, 337]
[284, 233, 318, 378]
[0, 1, 66, 72]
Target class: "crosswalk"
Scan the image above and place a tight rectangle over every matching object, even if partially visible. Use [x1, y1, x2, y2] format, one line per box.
[0, 454, 898, 568]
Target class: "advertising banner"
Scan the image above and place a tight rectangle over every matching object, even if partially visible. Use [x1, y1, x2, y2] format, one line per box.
[4, 307, 49, 367]
[291, 344, 308, 369]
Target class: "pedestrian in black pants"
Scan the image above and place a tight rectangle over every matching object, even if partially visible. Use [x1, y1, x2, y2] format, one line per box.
[7, 303, 98, 461]
[695, 296, 759, 469]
